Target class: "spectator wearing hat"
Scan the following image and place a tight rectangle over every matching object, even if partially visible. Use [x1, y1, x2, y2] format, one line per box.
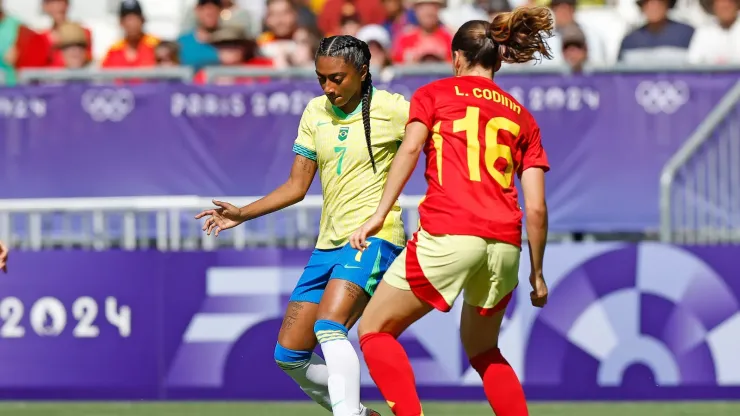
[0, 2, 48, 85]
[194, 25, 273, 84]
[688, 0, 740, 64]
[181, 0, 256, 38]
[195, 26, 273, 84]
[318, 0, 386, 36]
[617, 0, 694, 64]
[561, 24, 588, 72]
[177, 0, 222, 70]
[40, 0, 93, 67]
[102, 0, 159, 69]
[393, 0, 453, 63]
[356, 24, 394, 82]
[55, 22, 91, 69]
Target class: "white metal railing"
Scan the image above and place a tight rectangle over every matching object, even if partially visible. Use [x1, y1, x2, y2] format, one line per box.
[660, 80, 740, 244]
[17, 67, 194, 84]
[5, 63, 739, 86]
[0, 195, 423, 251]
[203, 63, 740, 83]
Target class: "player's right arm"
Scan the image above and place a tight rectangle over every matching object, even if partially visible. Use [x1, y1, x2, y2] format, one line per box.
[520, 118, 550, 308]
[237, 155, 317, 221]
[195, 106, 318, 235]
[235, 104, 319, 221]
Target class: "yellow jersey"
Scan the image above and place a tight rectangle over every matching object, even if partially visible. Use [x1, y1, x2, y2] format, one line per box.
[293, 88, 409, 249]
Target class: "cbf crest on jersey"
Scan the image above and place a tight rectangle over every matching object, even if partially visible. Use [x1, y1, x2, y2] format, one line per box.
[338, 127, 349, 141]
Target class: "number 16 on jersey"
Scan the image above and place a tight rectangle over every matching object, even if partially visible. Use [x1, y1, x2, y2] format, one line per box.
[432, 105, 520, 188]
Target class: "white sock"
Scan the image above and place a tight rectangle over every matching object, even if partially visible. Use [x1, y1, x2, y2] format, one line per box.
[321, 338, 363, 416]
[280, 352, 368, 414]
[281, 353, 332, 411]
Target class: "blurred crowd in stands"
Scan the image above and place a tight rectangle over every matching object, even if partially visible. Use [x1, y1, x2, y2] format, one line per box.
[0, 0, 738, 84]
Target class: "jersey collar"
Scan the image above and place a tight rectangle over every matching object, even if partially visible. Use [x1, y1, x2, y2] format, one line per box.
[330, 87, 377, 120]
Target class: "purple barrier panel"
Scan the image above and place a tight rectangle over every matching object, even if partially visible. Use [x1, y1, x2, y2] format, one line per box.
[1, 244, 739, 400]
[2, 73, 739, 232]
[0, 251, 162, 399]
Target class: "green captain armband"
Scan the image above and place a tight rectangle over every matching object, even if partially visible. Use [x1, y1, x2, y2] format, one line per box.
[293, 143, 317, 161]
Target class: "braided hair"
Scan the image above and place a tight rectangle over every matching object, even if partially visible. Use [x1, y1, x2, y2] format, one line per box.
[316, 36, 376, 173]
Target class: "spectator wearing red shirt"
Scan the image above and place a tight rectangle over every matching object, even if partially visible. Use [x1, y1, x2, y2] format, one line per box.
[318, 0, 386, 36]
[194, 25, 273, 85]
[102, 0, 159, 68]
[392, 0, 453, 63]
[41, 0, 93, 67]
[0, 4, 48, 85]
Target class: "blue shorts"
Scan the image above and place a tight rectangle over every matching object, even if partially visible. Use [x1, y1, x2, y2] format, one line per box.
[288, 237, 404, 304]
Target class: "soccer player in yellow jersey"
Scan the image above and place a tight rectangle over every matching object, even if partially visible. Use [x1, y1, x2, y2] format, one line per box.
[195, 35, 408, 416]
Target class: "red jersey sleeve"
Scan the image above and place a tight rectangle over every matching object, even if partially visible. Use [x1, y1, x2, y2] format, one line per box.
[408, 86, 435, 130]
[519, 117, 550, 177]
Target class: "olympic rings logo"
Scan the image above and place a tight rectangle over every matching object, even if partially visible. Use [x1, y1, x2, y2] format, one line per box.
[81, 88, 135, 122]
[634, 80, 690, 115]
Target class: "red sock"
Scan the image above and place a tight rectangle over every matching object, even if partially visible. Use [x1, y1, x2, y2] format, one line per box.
[470, 348, 528, 416]
[360, 332, 423, 416]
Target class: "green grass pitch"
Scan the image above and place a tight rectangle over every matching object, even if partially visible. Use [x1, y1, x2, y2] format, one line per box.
[0, 401, 738, 416]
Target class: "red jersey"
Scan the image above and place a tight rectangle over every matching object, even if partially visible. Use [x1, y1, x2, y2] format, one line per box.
[409, 76, 549, 247]
[101, 35, 159, 68]
[392, 27, 453, 63]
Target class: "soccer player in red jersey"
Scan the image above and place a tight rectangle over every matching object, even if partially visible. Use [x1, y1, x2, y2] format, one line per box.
[348, 7, 555, 416]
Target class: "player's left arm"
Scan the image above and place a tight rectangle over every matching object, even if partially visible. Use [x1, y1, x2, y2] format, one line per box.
[372, 121, 427, 220]
[350, 88, 431, 250]
[372, 87, 433, 219]
[520, 116, 550, 307]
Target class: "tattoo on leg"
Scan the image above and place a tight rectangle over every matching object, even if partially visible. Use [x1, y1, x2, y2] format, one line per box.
[281, 302, 304, 330]
[343, 281, 363, 300]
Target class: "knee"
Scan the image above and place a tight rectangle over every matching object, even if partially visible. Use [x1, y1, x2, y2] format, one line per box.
[274, 342, 312, 372]
[313, 319, 349, 345]
[357, 319, 372, 339]
[357, 312, 389, 339]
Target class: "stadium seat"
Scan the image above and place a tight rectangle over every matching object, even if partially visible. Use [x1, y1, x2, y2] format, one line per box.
[144, 20, 182, 41]
[575, 7, 630, 65]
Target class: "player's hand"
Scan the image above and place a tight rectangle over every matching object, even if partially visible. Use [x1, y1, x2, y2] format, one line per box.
[349, 214, 385, 251]
[529, 272, 548, 308]
[0, 240, 8, 274]
[194, 200, 244, 237]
